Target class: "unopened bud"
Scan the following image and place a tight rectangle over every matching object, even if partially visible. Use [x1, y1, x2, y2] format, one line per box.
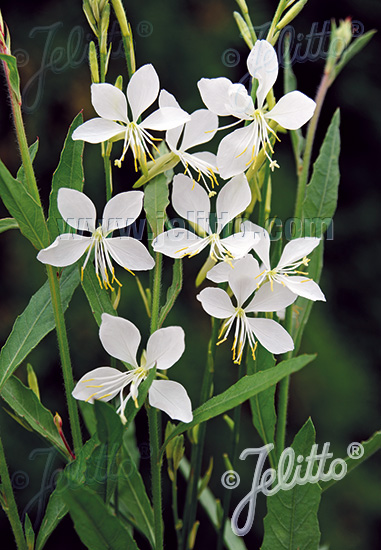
[54, 412, 63, 431]
[27, 363, 40, 400]
[172, 435, 185, 471]
[235, 0, 249, 14]
[111, 0, 129, 37]
[83, 0, 98, 35]
[234, 12, 253, 49]
[99, 2, 110, 55]
[326, 17, 353, 73]
[276, 0, 308, 31]
[114, 74, 123, 90]
[88, 41, 99, 83]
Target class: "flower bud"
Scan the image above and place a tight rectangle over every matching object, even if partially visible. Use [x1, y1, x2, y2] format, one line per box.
[233, 12, 253, 49]
[114, 74, 123, 91]
[172, 435, 185, 471]
[88, 41, 99, 83]
[276, 0, 308, 31]
[111, 0, 130, 37]
[326, 17, 353, 73]
[27, 363, 40, 400]
[235, 0, 249, 14]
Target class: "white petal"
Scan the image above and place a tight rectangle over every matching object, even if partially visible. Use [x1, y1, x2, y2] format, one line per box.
[165, 126, 183, 151]
[245, 283, 297, 313]
[99, 313, 140, 367]
[196, 287, 234, 319]
[146, 327, 185, 370]
[227, 83, 254, 120]
[106, 238, 155, 270]
[277, 238, 320, 269]
[172, 174, 210, 233]
[242, 221, 271, 269]
[282, 276, 326, 301]
[216, 124, 255, 180]
[37, 234, 90, 266]
[127, 64, 159, 121]
[228, 255, 259, 306]
[190, 151, 218, 172]
[197, 77, 234, 116]
[91, 83, 129, 122]
[220, 232, 258, 259]
[149, 380, 193, 423]
[159, 89, 181, 109]
[72, 118, 124, 143]
[153, 229, 208, 259]
[216, 173, 251, 232]
[247, 318, 294, 354]
[206, 260, 235, 283]
[72, 367, 128, 403]
[140, 107, 190, 131]
[57, 188, 96, 232]
[181, 109, 218, 151]
[266, 91, 316, 130]
[102, 191, 143, 233]
[247, 40, 279, 108]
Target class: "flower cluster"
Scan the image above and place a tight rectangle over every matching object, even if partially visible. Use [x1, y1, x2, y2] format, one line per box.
[36, 39, 323, 420]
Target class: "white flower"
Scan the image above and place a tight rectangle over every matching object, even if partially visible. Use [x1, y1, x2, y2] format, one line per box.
[37, 188, 155, 289]
[242, 221, 326, 301]
[198, 40, 316, 179]
[159, 90, 219, 195]
[152, 173, 258, 263]
[197, 256, 296, 364]
[72, 314, 193, 423]
[72, 64, 190, 170]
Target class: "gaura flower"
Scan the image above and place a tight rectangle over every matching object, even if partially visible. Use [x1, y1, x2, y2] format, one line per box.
[159, 90, 219, 195]
[197, 256, 296, 364]
[198, 40, 316, 179]
[152, 173, 258, 263]
[72, 314, 193, 424]
[241, 221, 325, 301]
[37, 188, 154, 289]
[72, 64, 190, 170]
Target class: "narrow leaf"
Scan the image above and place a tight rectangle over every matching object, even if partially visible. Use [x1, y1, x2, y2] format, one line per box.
[162, 355, 315, 454]
[0, 264, 80, 390]
[144, 173, 170, 238]
[0, 159, 49, 250]
[158, 258, 183, 328]
[302, 109, 340, 237]
[0, 53, 21, 101]
[17, 139, 39, 187]
[47, 113, 85, 240]
[261, 418, 321, 550]
[0, 217, 19, 233]
[334, 30, 376, 80]
[62, 485, 139, 550]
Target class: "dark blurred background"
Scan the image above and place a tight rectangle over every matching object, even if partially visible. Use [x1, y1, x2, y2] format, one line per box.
[0, 0, 380, 548]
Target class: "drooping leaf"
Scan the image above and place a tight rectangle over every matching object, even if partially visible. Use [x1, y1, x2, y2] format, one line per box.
[0, 159, 49, 250]
[17, 139, 39, 188]
[0, 376, 67, 456]
[0, 264, 80, 390]
[117, 438, 155, 547]
[0, 217, 19, 233]
[320, 430, 381, 492]
[61, 485, 139, 550]
[302, 109, 340, 237]
[0, 53, 21, 102]
[261, 418, 321, 550]
[162, 355, 315, 454]
[333, 30, 376, 81]
[144, 173, 170, 238]
[47, 113, 85, 240]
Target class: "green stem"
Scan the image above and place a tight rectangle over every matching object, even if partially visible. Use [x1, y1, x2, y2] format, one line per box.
[46, 266, 82, 454]
[182, 318, 218, 549]
[148, 250, 164, 549]
[275, 306, 293, 458]
[102, 143, 113, 201]
[294, 71, 331, 220]
[172, 470, 183, 549]
[266, 0, 289, 43]
[0, 434, 27, 550]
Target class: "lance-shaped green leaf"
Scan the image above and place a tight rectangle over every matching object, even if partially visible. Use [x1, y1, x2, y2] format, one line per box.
[81, 266, 117, 326]
[36, 437, 99, 550]
[0, 53, 21, 102]
[17, 139, 39, 188]
[24, 514, 35, 550]
[292, 241, 324, 353]
[0, 264, 80, 390]
[247, 347, 277, 462]
[0, 159, 49, 250]
[47, 113, 85, 240]
[144, 173, 170, 238]
[333, 30, 376, 81]
[302, 109, 340, 237]
[161, 355, 315, 456]
[320, 430, 381, 492]
[0, 376, 67, 456]
[62, 485, 139, 550]
[261, 418, 321, 550]
[117, 438, 155, 547]
[0, 217, 18, 233]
